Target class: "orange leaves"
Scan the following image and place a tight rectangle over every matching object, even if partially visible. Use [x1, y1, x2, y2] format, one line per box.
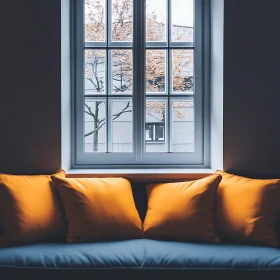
[84, 0, 194, 94]
[85, 0, 105, 41]
[146, 50, 166, 92]
[173, 101, 189, 120]
[146, 101, 189, 121]
[146, 101, 165, 122]
[112, 0, 133, 41]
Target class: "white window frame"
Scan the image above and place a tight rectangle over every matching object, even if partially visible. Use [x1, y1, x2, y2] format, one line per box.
[72, 0, 210, 169]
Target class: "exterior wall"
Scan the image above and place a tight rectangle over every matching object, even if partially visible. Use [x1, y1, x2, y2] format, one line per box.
[84, 100, 194, 153]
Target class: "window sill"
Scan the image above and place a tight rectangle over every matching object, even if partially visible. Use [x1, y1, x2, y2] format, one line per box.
[65, 168, 215, 183]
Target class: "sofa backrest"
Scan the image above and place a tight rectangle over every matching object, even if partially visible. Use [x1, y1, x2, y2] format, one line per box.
[131, 182, 280, 243]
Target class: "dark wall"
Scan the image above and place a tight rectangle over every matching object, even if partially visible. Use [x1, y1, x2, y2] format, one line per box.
[0, 0, 280, 176]
[223, 0, 280, 177]
[0, 1, 61, 174]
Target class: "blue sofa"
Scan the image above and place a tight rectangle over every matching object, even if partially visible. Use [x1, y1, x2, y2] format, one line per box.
[1, 183, 280, 280]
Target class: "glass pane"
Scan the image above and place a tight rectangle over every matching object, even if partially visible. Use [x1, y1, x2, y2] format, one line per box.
[111, 100, 133, 152]
[146, 50, 166, 93]
[85, 50, 106, 95]
[112, 0, 133, 42]
[172, 50, 194, 93]
[171, 0, 194, 42]
[146, 0, 167, 42]
[111, 50, 133, 94]
[145, 100, 166, 152]
[84, 99, 106, 152]
[172, 100, 194, 152]
[85, 0, 106, 42]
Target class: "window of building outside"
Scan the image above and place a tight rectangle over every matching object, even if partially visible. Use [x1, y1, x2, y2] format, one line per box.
[73, 0, 209, 168]
[145, 123, 165, 143]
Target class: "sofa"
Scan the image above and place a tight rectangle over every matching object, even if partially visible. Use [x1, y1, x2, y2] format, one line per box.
[1, 171, 280, 280]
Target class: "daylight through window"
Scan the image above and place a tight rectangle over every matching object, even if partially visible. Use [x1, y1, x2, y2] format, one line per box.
[73, 0, 208, 167]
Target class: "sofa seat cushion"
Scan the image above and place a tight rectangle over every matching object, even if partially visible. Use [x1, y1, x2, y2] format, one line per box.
[1, 239, 280, 271]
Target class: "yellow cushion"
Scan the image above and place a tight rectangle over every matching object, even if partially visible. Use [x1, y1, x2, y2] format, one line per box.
[143, 174, 222, 243]
[215, 170, 280, 247]
[51, 176, 143, 243]
[0, 170, 66, 247]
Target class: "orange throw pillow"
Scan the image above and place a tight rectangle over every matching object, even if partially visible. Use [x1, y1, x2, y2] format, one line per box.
[51, 176, 143, 243]
[215, 170, 280, 247]
[143, 174, 222, 243]
[0, 170, 66, 247]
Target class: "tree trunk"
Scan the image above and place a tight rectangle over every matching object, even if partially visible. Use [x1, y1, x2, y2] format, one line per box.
[93, 102, 99, 151]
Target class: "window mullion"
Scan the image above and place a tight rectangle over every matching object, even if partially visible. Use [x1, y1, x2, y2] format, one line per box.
[106, 0, 110, 152]
[107, 49, 111, 152]
[107, 0, 112, 46]
[132, 0, 145, 161]
[167, 0, 171, 153]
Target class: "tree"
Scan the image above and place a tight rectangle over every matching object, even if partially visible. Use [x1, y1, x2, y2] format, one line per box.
[85, 0, 133, 151]
[84, 0, 193, 151]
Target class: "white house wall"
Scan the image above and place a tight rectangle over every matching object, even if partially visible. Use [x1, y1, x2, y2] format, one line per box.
[84, 98, 194, 153]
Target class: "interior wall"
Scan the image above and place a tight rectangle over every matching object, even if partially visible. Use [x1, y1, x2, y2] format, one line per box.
[0, 0, 280, 177]
[223, 0, 280, 177]
[0, 0, 61, 174]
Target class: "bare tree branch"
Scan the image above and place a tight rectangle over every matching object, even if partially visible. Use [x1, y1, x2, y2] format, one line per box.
[85, 77, 97, 89]
[84, 101, 132, 137]
[113, 109, 132, 120]
[146, 112, 163, 122]
[85, 103, 96, 119]
[84, 121, 105, 137]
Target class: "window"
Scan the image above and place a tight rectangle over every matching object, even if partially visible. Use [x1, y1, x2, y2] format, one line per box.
[73, 0, 209, 168]
[145, 123, 165, 142]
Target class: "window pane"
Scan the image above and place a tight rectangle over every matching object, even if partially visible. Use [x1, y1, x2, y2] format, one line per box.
[172, 100, 194, 152]
[85, 50, 106, 95]
[111, 50, 133, 94]
[171, 0, 194, 42]
[172, 49, 194, 93]
[146, 50, 166, 93]
[145, 100, 166, 152]
[112, 0, 133, 42]
[145, 123, 153, 141]
[146, 0, 167, 42]
[111, 100, 133, 152]
[84, 99, 106, 152]
[85, 0, 106, 42]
